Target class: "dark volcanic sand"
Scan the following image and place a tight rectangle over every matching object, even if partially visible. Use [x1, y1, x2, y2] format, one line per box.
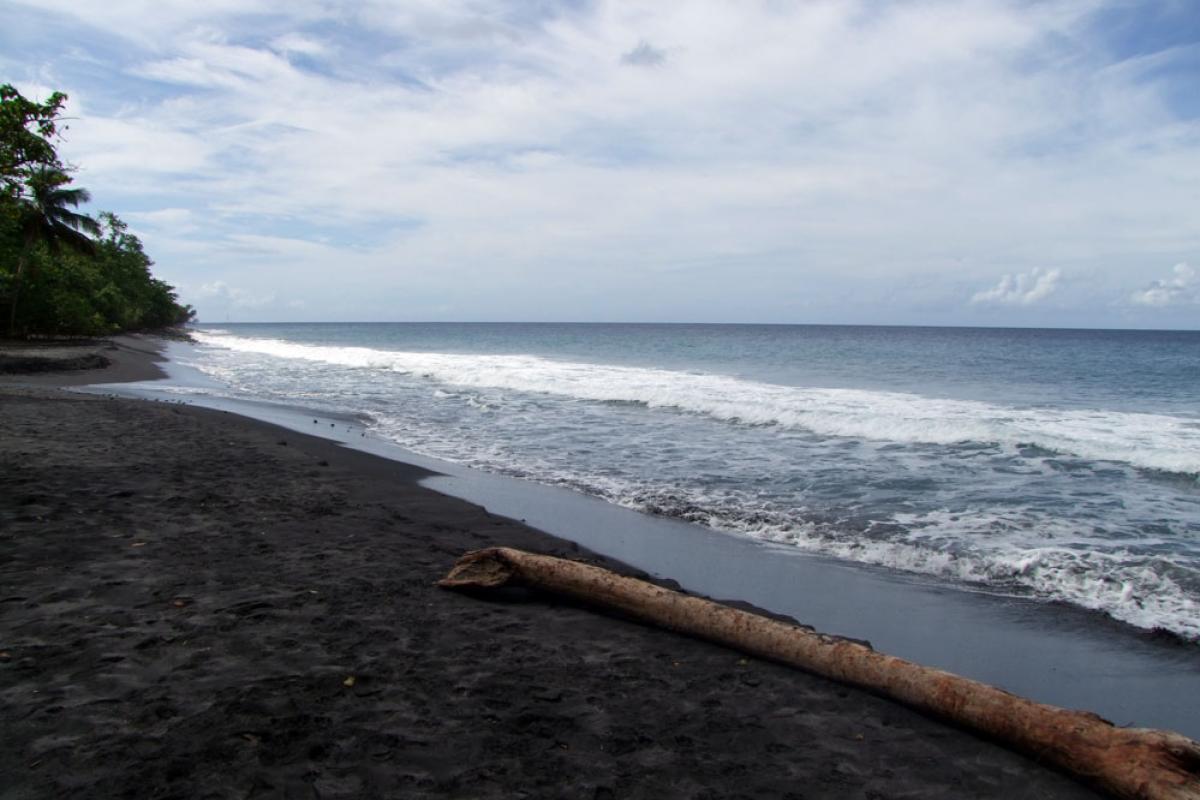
[0, 334, 168, 384]
[0, 361, 1104, 798]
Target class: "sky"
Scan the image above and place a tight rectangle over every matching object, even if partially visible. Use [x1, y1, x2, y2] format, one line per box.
[3, 0, 1198, 328]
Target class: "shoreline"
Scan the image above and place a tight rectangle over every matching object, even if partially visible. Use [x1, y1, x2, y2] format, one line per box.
[0, 339, 1111, 798]
[81, 337, 1200, 738]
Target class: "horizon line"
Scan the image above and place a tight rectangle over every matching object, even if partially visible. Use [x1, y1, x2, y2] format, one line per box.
[189, 320, 1200, 334]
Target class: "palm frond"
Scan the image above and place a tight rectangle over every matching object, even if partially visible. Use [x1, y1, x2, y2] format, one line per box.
[46, 222, 98, 256]
[17, 167, 101, 256]
[49, 206, 102, 237]
[44, 185, 92, 209]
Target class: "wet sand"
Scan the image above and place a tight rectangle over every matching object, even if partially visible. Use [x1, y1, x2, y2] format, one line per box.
[0, 341, 1104, 798]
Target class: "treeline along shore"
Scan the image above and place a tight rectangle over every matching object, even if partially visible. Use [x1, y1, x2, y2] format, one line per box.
[1, 83, 193, 339]
[0, 339, 1112, 799]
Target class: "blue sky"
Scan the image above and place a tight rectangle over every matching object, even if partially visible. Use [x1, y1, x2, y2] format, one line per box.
[3, 0, 1198, 328]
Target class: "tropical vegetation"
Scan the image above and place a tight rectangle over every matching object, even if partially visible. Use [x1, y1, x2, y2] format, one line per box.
[0, 83, 194, 338]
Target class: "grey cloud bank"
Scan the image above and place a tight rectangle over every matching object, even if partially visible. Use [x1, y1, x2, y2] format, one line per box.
[2, 0, 1197, 328]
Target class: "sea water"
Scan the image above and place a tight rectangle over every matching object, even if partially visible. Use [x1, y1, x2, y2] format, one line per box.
[178, 323, 1200, 640]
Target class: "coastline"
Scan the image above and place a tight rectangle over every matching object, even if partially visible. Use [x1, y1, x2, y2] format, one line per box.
[86, 336, 1200, 738]
[0, 339, 1157, 797]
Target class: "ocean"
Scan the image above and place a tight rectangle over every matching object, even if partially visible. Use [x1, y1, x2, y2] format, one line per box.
[177, 323, 1200, 640]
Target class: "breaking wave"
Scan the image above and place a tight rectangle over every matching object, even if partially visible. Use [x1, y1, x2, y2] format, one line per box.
[193, 331, 1200, 476]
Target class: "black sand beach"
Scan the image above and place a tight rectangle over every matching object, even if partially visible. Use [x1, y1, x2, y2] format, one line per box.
[1, 339, 1106, 798]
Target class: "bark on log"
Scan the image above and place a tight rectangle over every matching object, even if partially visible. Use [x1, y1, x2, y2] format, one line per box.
[440, 546, 1200, 800]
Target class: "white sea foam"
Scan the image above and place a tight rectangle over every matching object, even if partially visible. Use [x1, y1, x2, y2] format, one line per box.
[453, 455, 1200, 639]
[758, 523, 1200, 640]
[194, 331, 1200, 476]
[589, 482, 1200, 640]
[373, 408, 1200, 640]
[183, 329, 1200, 638]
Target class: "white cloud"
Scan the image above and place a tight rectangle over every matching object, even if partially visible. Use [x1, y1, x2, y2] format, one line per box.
[128, 207, 194, 225]
[197, 280, 277, 309]
[221, 234, 343, 258]
[6, 0, 1200, 325]
[971, 268, 1062, 306]
[68, 113, 214, 179]
[271, 33, 330, 58]
[8, 0, 329, 48]
[123, 207, 200, 237]
[1130, 263, 1198, 307]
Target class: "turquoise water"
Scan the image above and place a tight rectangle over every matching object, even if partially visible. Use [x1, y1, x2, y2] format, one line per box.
[180, 323, 1200, 639]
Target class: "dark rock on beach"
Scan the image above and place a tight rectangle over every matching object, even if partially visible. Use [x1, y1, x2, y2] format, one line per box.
[0, 334, 168, 384]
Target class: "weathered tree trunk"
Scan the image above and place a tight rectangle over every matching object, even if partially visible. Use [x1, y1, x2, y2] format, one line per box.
[440, 547, 1200, 800]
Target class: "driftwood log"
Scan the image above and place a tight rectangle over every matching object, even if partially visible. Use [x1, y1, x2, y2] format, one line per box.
[439, 546, 1200, 800]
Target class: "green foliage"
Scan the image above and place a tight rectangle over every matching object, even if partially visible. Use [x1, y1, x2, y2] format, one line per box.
[1, 83, 67, 199]
[0, 83, 194, 338]
[18, 166, 101, 253]
[2, 209, 195, 336]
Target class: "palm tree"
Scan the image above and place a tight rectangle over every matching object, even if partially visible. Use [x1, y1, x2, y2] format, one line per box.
[7, 167, 101, 336]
